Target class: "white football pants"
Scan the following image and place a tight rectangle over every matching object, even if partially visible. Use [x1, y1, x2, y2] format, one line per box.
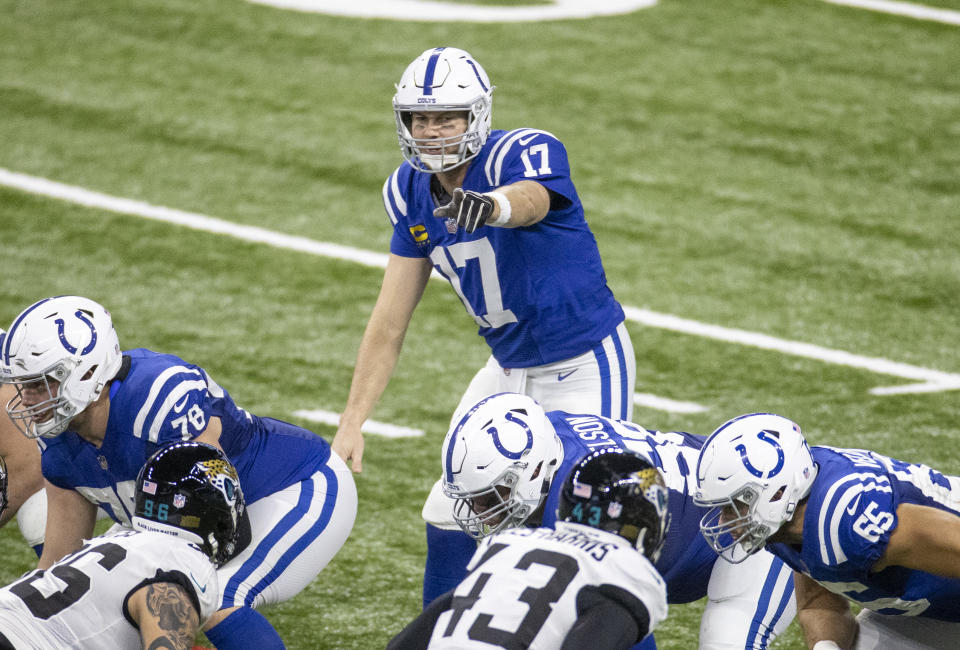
[217, 452, 357, 609]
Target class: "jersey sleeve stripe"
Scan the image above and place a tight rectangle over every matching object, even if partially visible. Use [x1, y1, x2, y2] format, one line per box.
[133, 366, 203, 440]
[818, 473, 892, 564]
[484, 128, 558, 187]
[382, 171, 407, 226]
[145, 379, 208, 443]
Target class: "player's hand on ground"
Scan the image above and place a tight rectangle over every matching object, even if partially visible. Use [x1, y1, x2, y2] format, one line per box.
[433, 188, 495, 233]
[332, 426, 364, 473]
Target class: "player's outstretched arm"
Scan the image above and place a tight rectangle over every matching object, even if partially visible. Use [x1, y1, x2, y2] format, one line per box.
[333, 254, 433, 473]
[433, 181, 550, 233]
[0, 385, 44, 527]
[129, 581, 201, 650]
[37, 480, 96, 569]
[873, 502, 960, 578]
[793, 571, 856, 649]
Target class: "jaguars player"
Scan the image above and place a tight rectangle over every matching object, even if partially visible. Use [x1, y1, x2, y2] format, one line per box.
[0, 441, 238, 649]
[332, 46, 635, 604]
[696, 413, 960, 649]
[0, 295, 358, 650]
[439, 393, 796, 649]
[389, 449, 669, 650]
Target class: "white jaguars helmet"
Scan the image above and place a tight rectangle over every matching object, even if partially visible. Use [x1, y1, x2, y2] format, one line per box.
[1, 296, 122, 438]
[393, 46, 494, 173]
[442, 393, 563, 539]
[694, 413, 817, 563]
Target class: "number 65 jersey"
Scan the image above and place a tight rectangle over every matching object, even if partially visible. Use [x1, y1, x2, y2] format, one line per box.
[426, 522, 667, 649]
[767, 446, 960, 621]
[0, 529, 218, 649]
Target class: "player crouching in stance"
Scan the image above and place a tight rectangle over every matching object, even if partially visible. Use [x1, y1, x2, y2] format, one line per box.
[0, 441, 242, 649]
[388, 448, 669, 649]
[694, 413, 960, 650]
[0, 295, 357, 649]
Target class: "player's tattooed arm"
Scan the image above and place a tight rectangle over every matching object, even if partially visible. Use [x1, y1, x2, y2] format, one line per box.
[130, 581, 201, 650]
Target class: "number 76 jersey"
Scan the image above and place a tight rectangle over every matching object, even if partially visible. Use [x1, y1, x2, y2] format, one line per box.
[427, 522, 667, 649]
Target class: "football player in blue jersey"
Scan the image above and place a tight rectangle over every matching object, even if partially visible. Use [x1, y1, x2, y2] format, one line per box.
[695, 413, 960, 649]
[0, 295, 358, 650]
[434, 393, 796, 649]
[331, 46, 636, 605]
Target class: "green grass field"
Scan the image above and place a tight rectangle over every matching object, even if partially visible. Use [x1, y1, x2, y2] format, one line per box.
[1, 0, 958, 647]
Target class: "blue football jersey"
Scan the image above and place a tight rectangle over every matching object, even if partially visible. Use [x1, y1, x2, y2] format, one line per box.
[539, 411, 718, 604]
[40, 349, 331, 524]
[767, 446, 960, 621]
[383, 128, 624, 367]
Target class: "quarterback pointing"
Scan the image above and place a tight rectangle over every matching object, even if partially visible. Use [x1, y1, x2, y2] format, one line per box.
[333, 45, 635, 472]
[0, 295, 357, 650]
[695, 413, 960, 649]
[331, 46, 636, 605]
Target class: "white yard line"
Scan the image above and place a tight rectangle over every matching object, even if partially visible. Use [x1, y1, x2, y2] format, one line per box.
[244, 0, 658, 22]
[293, 409, 424, 437]
[822, 0, 960, 25]
[2, 167, 958, 399]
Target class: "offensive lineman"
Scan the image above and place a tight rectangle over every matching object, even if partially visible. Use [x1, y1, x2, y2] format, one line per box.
[695, 412, 960, 649]
[388, 449, 669, 649]
[0, 441, 240, 649]
[0, 295, 358, 650]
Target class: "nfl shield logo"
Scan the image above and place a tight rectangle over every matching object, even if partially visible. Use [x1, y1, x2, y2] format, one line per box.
[173, 494, 187, 509]
[445, 218, 458, 234]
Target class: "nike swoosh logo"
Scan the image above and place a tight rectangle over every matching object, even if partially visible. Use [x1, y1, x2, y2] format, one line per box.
[173, 395, 189, 413]
[518, 135, 537, 146]
[557, 370, 577, 381]
[845, 493, 862, 516]
[190, 572, 207, 594]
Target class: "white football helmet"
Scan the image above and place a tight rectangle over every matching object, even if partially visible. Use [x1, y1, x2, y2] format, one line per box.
[393, 47, 494, 173]
[694, 413, 817, 563]
[1, 296, 122, 438]
[442, 393, 563, 539]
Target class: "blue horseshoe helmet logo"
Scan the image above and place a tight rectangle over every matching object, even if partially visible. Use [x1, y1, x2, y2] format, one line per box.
[735, 430, 784, 479]
[55, 310, 98, 355]
[485, 411, 534, 460]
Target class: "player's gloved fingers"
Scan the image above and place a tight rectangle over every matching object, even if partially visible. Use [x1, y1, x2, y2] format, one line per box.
[459, 192, 493, 233]
[433, 188, 465, 218]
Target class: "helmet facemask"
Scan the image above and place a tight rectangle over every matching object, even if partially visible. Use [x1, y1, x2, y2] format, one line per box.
[447, 461, 547, 539]
[698, 484, 774, 563]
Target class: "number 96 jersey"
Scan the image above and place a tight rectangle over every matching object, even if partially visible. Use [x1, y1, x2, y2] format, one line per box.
[428, 522, 667, 649]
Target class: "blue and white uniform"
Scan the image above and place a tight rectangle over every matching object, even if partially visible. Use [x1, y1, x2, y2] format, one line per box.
[435, 411, 796, 649]
[768, 446, 960, 621]
[385, 128, 634, 422]
[39, 349, 357, 611]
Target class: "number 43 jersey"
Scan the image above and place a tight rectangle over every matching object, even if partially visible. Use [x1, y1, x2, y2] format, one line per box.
[428, 522, 667, 649]
[0, 529, 218, 649]
[768, 446, 960, 621]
